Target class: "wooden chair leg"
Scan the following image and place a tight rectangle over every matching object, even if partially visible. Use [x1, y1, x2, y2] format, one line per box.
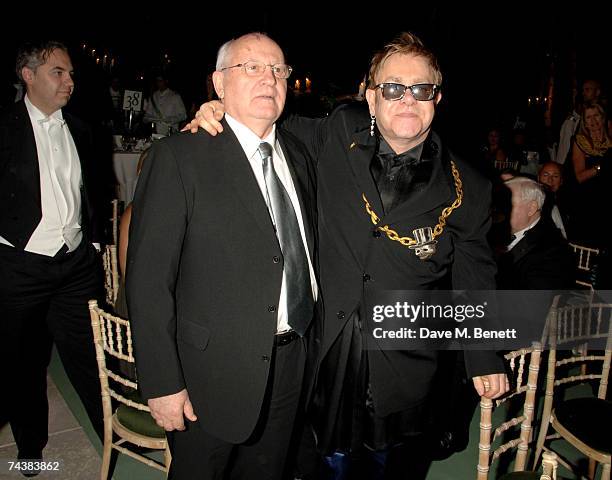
[164, 444, 172, 475]
[588, 458, 596, 480]
[100, 435, 112, 480]
[477, 397, 493, 480]
[602, 462, 610, 480]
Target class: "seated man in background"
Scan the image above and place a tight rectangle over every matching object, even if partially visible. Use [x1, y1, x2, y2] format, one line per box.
[537, 161, 569, 239]
[496, 177, 574, 289]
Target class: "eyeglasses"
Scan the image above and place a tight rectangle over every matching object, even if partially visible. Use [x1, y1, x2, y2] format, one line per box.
[375, 82, 440, 102]
[220, 61, 293, 79]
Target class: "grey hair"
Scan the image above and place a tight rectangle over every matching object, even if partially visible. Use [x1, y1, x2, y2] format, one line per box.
[215, 32, 273, 71]
[16, 40, 68, 84]
[505, 177, 545, 209]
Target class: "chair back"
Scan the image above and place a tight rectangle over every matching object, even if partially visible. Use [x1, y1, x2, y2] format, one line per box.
[545, 297, 611, 399]
[533, 294, 612, 474]
[88, 299, 169, 478]
[568, 242, 600, 289]
[477, 342, 543, 479]
[494, 159, 519, 171]
[102, 245, 119, 308]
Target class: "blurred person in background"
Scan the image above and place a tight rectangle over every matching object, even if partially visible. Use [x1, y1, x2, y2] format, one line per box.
[143, 72, 186, 136]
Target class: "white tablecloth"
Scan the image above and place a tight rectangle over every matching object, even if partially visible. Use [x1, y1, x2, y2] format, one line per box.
[112, 151, 141, 204]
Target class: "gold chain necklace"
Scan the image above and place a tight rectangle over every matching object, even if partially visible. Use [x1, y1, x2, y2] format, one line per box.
[362, 160, 463, 258]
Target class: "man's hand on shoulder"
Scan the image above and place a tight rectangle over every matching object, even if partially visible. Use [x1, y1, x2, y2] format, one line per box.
[148, 388, 198, 431]
[182, 100, 225, 135]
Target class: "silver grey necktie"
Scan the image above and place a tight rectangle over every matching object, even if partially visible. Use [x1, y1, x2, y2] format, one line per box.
[259, 142, 313, 336]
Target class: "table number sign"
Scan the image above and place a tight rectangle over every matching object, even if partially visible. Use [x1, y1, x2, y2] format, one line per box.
[123, 90, 143, 112]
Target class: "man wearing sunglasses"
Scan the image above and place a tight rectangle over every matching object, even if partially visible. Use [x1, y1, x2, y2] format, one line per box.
[188, 32, 507, 479]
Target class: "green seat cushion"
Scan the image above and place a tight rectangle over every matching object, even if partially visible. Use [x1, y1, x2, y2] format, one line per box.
[115, 390, 165, 439]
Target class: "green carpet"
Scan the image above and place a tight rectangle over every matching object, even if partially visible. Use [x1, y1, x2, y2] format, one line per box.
[50, 347, 602, 479]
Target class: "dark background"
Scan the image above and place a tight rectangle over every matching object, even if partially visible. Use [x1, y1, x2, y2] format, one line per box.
[0, 5, 608, 154]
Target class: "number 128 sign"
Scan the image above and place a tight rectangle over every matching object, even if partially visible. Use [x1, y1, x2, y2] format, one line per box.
[123, 90, 143, 112]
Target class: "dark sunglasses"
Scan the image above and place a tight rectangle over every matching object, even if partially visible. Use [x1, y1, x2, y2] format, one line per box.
[375, 82, 440, 102]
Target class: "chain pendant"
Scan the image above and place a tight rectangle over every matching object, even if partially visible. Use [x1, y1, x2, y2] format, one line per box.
[408, 227, 437, 260]
[362, 160, 463, 261]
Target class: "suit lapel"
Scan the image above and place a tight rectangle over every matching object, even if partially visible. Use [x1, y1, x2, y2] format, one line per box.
[13, 102, 41, 208]
[277, 131, 315, 258]
[348, 129, 456, 229]
[348, 127, 383, 215]
[510, 222, 543, 264]
[216, 121, 277, 238]
[383, 132, 454, 227]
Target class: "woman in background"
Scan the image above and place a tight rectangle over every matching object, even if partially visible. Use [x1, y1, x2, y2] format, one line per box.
[570, 103, 611, 246]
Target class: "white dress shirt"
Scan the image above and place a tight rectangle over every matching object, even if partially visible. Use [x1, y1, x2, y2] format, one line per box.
[225, 114, 318, 333]
[507, 217, 541, 252]
[555, 110, 580, 164]
[550, 205, 567, 239]
[0, 95, 82, 256]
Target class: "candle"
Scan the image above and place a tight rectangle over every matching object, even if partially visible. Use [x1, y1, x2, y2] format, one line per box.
[357, 74, 367, 99]
[358, 81, 366, 98]
[294, 79, 301, 91]
[305, 77, 311, 93]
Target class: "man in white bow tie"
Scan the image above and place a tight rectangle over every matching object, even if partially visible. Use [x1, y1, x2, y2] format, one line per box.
[0, 40, 105, 472]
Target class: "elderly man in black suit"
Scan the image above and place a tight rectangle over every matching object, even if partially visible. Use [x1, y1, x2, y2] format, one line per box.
[126, 33, 318, 480]
[0, 41, 104, 468]
[497, 177, 574, 289]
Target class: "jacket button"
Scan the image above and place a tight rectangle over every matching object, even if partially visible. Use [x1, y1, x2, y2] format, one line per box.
[273, 256, 280, 263]
[337, 311, 345, 319]
[268, 305, 276, 312]
[372, 230, 381, 238]
[363, 274, 371, 282]
[261, 355, 270, 362]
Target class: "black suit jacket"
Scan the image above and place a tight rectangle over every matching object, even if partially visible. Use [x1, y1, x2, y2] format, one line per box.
[0, 100, 101, 248]
[284, 104, 503, 416]
[497, 218, 574, 290]
[126, 121, 317, 444]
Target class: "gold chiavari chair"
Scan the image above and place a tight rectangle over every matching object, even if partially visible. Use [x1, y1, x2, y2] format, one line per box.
[89, 300, 171, 479]
[477, 343, 543, 479]
[533, 296, 612, 480]
[568, 242, 600, 290]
